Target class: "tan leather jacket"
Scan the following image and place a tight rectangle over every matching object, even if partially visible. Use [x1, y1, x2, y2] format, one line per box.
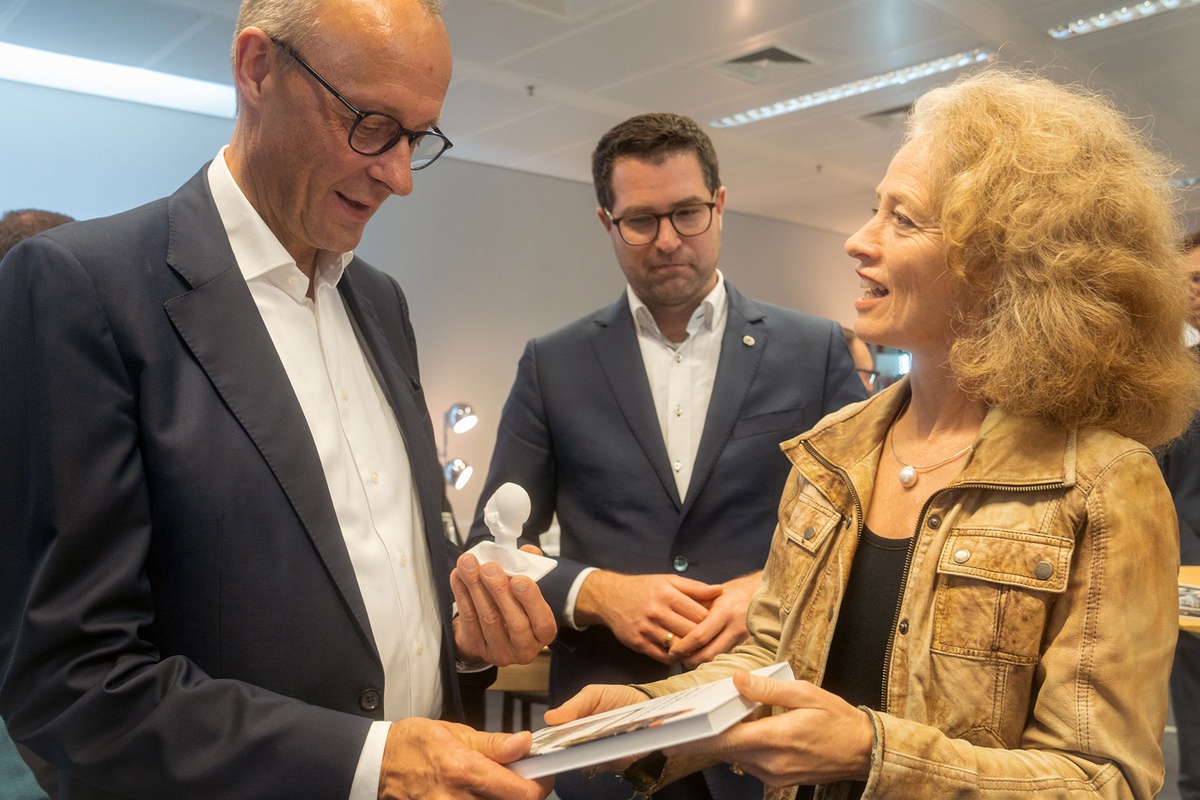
[637, 383, 1179, 800]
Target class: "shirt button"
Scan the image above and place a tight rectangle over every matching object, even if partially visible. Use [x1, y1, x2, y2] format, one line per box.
[673, 556, 689, 572]
[898, 619, 909, 635]
[953, 548, 970, 564]
[400, 554, 408, 567]
[1034, 561, 1054, 580]
[802, 526, 816, 540]
[341, 388, 350, 402]
[674, 352, 683, 363]
[927, 514, 942, 530]
[416, 642, 424, 655]
[674, 405, 682, 417]
[370, 471, 380, 484]
[288, 276, 298, 287]
[359, 688, 381, 712]
[672, 461, 682, 472]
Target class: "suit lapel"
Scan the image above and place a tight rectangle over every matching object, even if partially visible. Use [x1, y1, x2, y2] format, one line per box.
[337, 268, 451, 594]
[338, 267, 464, 716]
[682, 282, 765, 512]
[161, 168, 377, 655]
[591, 296, 681, 509]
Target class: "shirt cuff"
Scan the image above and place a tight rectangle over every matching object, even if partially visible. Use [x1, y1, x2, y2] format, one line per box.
[564, 567, 598, 631]
[348, 720, 391, 800]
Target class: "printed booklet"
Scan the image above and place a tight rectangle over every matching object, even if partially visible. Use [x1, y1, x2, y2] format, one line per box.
[509, 661, 793, 779]
[1182, 583, 1200, 618]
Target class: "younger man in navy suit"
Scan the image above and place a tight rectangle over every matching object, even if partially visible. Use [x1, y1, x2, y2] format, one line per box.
[470, 113, 866, 800]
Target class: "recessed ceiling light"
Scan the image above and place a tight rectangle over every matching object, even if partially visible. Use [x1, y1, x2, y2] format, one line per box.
[710, 48, 994, 129]
[0, 41, 235, 119]
[1047, 0, 1200, 40]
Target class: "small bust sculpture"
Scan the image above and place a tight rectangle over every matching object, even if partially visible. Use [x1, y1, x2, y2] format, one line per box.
[483, 482, 531, 554]
[467, 482, 555, 580]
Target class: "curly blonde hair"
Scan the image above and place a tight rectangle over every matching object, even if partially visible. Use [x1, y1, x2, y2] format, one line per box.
[907, 68, 1200, 447]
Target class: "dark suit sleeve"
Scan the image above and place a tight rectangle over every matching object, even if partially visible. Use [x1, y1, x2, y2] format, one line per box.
[0, 240, 369, 799]
[819, 320, 870, 415]
[1159, 419, 1200, 565]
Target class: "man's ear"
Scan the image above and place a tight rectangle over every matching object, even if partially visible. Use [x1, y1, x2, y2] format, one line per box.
[232, 27, 274, 110]
[596, 207, 612, 232]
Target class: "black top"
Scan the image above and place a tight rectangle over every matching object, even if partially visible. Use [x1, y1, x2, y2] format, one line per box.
[799, 525, 911, 800]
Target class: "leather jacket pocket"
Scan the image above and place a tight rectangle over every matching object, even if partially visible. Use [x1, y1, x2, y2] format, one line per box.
[931, 528, 1073, 664]
[772, 481, 844, 614]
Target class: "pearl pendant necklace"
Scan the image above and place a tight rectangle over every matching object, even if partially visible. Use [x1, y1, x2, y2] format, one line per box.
[890, 431, 973, 488]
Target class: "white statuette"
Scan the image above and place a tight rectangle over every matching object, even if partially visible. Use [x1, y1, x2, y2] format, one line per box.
[465, 482, 556, 581]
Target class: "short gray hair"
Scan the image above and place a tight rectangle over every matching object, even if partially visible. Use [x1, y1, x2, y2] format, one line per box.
[232, 0, 444, 64]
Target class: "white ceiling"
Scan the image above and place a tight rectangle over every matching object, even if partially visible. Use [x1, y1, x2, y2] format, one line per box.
[2, 0, 1197, 235]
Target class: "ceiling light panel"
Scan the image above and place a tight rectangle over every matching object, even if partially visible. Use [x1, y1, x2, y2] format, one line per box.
[710, 48, 994, 129]
[0, 41, 235, 119]
[1047, 0, 1200, 40]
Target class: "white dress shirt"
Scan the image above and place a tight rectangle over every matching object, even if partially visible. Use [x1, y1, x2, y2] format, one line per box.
[565, 273, 728, 628]
[207, 149, 442, 799]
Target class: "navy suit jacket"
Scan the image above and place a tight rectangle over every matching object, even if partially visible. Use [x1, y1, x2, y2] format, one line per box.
[469, 283, 865, 699]
[0, 168, 469, 799]
[1159, 376, 1200, 566]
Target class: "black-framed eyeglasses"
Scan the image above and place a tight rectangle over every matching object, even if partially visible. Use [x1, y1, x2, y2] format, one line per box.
[269, 36, 452, 169]
[857, 368, 880, 385]
[604, 201, 717, 246]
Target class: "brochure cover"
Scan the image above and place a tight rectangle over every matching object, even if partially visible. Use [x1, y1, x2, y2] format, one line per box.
[509, 661, 793, 779]
[1182, 583, 1200, 618]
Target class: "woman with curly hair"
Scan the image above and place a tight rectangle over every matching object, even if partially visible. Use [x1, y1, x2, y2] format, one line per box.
[547, 68, 1200, 800]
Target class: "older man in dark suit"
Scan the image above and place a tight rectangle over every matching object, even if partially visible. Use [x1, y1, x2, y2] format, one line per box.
[0, 1, 555, 799]
[469, 113, 866, 800]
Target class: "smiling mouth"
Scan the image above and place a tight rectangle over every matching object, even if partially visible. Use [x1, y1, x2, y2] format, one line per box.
[338, 192, 372, 213]
[860, 276, 888, 299]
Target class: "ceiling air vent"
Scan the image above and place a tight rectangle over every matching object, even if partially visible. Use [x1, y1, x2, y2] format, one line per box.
[713, 45, 811, 85]
[862, 103, 912, 131]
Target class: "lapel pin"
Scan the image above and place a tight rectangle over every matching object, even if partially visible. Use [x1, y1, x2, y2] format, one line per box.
[743, 335, 756, 347]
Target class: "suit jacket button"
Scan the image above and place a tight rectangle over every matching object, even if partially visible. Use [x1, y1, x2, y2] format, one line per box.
[360, 688, 382, 712]
[672, 556, 689, 572]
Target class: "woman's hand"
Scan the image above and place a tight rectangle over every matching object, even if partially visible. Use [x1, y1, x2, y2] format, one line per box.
[665, 671, 874, 789]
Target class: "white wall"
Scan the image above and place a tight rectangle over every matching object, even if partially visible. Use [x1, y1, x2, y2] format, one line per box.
[0, 81, 861, 527]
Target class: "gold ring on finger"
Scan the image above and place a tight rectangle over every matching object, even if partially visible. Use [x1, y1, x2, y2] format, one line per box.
[663, 631, 674, 650]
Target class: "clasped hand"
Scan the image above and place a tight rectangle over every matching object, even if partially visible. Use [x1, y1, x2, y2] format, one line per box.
[577, 571, 757, 668]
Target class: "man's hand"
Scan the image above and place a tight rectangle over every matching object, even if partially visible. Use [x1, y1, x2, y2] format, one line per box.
[663, 671, 873, 789]
[672, 571, 760, 668]
[543, 683, 650, 774]
[451, 548, 556, 667]
[377, 718, 551, 799]
[574, 571, 723, 664]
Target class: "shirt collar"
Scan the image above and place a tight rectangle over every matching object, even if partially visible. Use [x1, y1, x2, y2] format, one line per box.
[628, 269, 726, 343]
[207, 146, 352, 292]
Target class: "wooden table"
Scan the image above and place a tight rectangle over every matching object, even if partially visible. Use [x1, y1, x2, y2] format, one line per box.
[490, 648, 551, 732]
[1182, 566, 1200, 634]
